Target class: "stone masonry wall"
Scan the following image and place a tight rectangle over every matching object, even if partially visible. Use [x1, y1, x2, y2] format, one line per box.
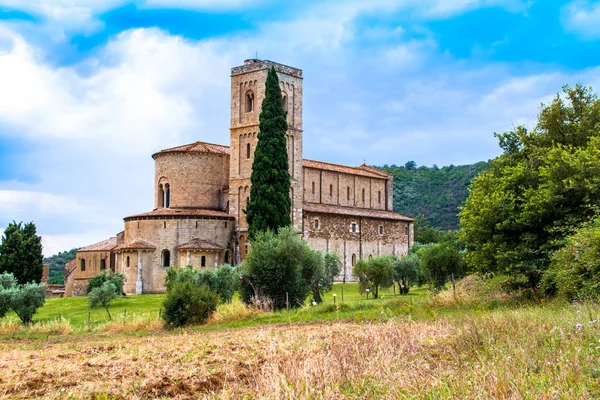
[154, 152, 229, 210]
[303, 212, 412, 281]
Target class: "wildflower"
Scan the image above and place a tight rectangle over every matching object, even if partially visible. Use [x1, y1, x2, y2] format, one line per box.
[561, 317, 565, 321]
[312, 301, 317, 306]
[590, 320, 597, 325]
[576, 323, 584, 330]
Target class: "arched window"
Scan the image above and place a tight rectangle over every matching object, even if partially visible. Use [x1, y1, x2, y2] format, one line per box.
[165, 183, 170, 208]
[158, 184, 164, 208]
[162, 250, 171, 267]
[246, 196, 250, 206]
[245, 91, 254, 113]
[100, 259, 106, 270]
[246, 143, 251, 159]
[362, 188, 365, 204]
[312, 181, 315, 195]
[126, 256, 130, 268]
[282, 92, 288, 112]
[80, 259, 86, 272]
[329, 184, 333, 197]
[201, 255, 206, 267]
[368, 255, 373, 261]
[351, 254, 356, 266]
[347, 187, 350, 201]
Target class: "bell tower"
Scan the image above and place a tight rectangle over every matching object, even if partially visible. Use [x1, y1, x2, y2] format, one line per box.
[229, 59, 304, 259]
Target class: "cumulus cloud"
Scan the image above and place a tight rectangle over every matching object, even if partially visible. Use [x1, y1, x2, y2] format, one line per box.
[563, 0, 600, 39]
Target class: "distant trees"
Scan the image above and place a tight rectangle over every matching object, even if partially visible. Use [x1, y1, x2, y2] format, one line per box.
[460, 84, 600, 287]
[44, 248, 77, 284]
[378, 162, 489, 230]
[352, 255, 395, 299]
[246, 67, 291, 239]
[0, 272, 46, 324]
[0, 222, 44, 284]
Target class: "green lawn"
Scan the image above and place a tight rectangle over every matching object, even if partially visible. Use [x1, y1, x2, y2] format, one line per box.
[15, 283, 429, 331]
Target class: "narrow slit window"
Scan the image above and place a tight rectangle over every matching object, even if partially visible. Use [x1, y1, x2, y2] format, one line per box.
[347, 187, 350, 201]
[351, 223, 357, 233]
[100, 259, 106, 270]
[379, 225, 384, 235]
[126, 256, 130, 268]
[314, 219, 319, 229]
[201, 255, 206, 267]
[351, 254, 356, 266]
[80, 259, 86, 272]
[329, 184, 333, 197]
[378, 191, 381, 204]
[162, 250, 171, 267]
[246, 143, 251, 159]
[312, 181, 315, 195]
[362, 188, 365, 204]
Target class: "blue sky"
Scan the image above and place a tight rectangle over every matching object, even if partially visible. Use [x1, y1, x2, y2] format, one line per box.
[0, 0, 599, 255]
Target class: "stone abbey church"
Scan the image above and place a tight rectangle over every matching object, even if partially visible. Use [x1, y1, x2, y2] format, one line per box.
[65, 59, 414, 296]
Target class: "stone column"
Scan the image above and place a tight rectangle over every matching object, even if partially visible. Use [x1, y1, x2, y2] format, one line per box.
[186, 251, 191, 266]
[215, 252, 219, 267]
[136, 250, 143, 295]
[121, 253, 125, 273]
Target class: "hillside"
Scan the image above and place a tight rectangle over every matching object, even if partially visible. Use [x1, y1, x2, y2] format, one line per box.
[43, 248, 77, 284]
[378, 161, 489, 230]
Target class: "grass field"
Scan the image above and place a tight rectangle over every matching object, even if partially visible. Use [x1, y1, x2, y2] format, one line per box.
[1, 280, 599, 398]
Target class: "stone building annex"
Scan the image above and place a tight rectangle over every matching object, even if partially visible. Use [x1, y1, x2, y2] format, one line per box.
[65, 59, 414, 296]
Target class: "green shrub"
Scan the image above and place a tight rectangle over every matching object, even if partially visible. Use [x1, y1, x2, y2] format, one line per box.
[165, 264, 239, 304]
[543, 217, 600, 300]
[243, 227, 324, 309]
[162, 281, 218, 328]
[418, 242, 465, 290]
[87, 270, 126, 296]
[393, 254, 420, 294]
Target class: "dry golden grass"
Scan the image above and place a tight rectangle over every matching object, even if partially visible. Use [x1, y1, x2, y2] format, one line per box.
[208, 299, 262, 324]
[97, 313, 163, 334]
[0, 317, 73, 335]
[1, 303, 598, 399]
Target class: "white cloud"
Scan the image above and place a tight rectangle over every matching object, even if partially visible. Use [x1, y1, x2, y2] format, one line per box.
[563, 0, 600, 39]
[0, 190, 84, 217]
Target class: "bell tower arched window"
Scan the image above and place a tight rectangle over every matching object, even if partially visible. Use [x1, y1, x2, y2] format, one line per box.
[158, 184, 164, 208]
[165, 184, 170, 208]
[245, 91, 254, 113]
[282, 92, 288, 112]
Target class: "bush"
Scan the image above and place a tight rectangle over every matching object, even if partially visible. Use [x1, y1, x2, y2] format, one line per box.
[0, 272, 45, 324]
[162, 281, 218, 328]
[542, 217, 600, 300]
[87, 270, 126, 296]
[165, 264, 239, 304]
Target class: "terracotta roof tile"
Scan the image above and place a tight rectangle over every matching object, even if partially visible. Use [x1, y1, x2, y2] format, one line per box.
[357, 164, 392, 177]
[124, 208, 234, 221]
[152, 141, 230, 158]
[114, 239, 157, 251]
[302, 159, 388, 179]
[78, 237, 117, 252]
[177, 239, 222, 251]
[303, 203, 413, 222]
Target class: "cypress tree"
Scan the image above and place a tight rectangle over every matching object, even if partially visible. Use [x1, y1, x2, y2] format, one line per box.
[246, 67, 291, 239]
[0, 221, 44, 284]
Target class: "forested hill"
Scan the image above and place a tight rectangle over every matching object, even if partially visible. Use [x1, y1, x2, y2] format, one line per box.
[43, 248, 77, 284]
[378, 161, 490, 230]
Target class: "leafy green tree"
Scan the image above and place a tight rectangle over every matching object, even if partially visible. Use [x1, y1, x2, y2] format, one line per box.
[246, 67, 291, 239]
[405, 161, 417, 170]
[414, 214, 447, 244]
[87, 270, 126, 296]
[460, 84, 600, 286]
[0, 272, 16, 318]
[418, 242, 465, 290]
[163, 279, 218, 328]
[393, 254, 420, 294]
[242, 227, 323, 309]
[0, 222, 43, 284]
[542, 217, 600, 300]
[352, 255, 395, 298]
[88, 282, 118, 320]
